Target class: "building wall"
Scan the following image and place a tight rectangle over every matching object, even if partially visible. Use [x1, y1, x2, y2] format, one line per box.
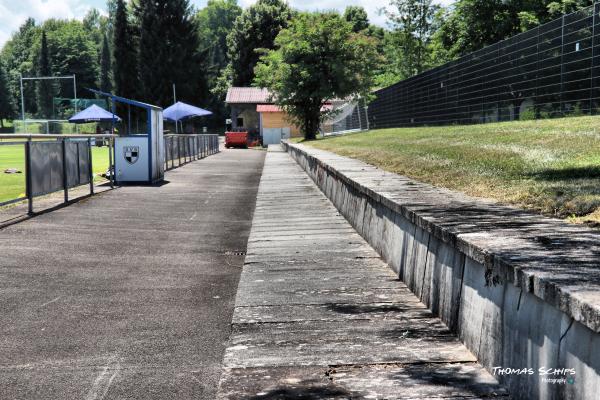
[261, 112, 301, 137]
[230, 104, 260, 135]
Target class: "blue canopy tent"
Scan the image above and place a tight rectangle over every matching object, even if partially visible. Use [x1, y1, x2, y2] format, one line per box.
[163, 101, 212, 133]
[68, 104, 121, 124]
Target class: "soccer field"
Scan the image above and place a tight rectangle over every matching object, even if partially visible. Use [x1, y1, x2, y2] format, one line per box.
[0, 142, 110, 204]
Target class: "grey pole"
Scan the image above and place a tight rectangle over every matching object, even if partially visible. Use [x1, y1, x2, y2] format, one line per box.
[20, 74, 25, 133]
[173, 84, 179, 134]
[73, 74, 77, 111]
[357, 99, 362, 131]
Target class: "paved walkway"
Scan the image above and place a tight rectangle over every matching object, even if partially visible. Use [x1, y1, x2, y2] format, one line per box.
[0, 148, 265, 399]
[217, 147, 509, 399]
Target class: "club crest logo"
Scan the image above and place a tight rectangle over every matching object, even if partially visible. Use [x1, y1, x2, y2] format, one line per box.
[124, 146, 139, 164]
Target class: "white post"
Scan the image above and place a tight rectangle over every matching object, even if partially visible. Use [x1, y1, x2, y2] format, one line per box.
[73, 74, 78, 134]
[173, 83, 178, 134]
[20, 74, 25, 133]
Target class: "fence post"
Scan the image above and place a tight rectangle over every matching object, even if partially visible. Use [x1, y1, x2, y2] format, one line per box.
[170, 137, 174, 169]
[590, 5, 598, 114]
[25, 138, 33, 215]
[559, 14, 565, 115]
[62, 138, 68, 203]
[108, 137, 114, 188]
[88, 138, 94, 195]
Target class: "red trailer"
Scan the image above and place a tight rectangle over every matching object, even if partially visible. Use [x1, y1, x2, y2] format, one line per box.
[225, 131, 248, 148]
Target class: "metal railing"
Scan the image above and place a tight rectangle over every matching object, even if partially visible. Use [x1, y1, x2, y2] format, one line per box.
[0, 134, 115, 214]
[164, 134, 220, 171]
[1, 133, 220, 214]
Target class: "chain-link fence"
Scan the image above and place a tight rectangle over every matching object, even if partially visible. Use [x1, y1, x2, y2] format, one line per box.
[13, 120, 96, 135]
[369, 3, 600, 129]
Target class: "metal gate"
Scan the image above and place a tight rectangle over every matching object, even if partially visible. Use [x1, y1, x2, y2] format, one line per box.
[262, 128, 291, 145]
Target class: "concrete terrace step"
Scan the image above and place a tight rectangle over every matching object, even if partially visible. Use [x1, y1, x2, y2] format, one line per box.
[216, 146, 509, 399]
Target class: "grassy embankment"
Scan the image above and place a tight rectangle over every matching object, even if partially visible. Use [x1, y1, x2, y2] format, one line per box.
[298, 115, 600, 225]
[0, 140, 109, 204]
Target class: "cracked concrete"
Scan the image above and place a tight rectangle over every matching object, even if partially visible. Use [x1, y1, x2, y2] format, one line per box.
[0, 147, 266, 399]
[217, 146, 508, 399]
[283, 141, 600, 400]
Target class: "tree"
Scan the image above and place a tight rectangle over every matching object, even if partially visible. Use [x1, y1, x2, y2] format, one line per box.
[2, 18, 39, 117]
[0, 60, 14, 127]
[384, 0, 439, 78]
[36, 31, 54, 118]
[195, 0, 242, 130]
[196, 0, 242, 76]
[225, 0, 292, 87]
[43, 20, 99, 100]
[255, 12, 379, 140]
[99, 34, 112, 92]
[113, 0, 138, 99]
[136, 0, 202, 107]
[437, 0, 593, 58]
[344, 6, 370, 33]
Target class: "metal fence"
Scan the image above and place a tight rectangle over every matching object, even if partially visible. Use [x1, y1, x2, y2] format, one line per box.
[369, 3, 600, 128]
[321, 99, 369, 136]
[0, 134, 115, 214]
[163, 134, 220, 171]
[0, 133, 219, 214]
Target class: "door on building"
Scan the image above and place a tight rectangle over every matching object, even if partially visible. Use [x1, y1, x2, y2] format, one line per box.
[263, 127, 291, 145]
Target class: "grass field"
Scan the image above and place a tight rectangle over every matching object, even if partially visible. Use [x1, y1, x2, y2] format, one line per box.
[0, 142, 110, 204]
[299, 115, 600, 225]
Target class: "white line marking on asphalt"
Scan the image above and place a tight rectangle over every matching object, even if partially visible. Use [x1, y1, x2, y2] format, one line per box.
[85, 356, 121, 400]
[40, 296, 62, 308]
[190, 212, 197, 221]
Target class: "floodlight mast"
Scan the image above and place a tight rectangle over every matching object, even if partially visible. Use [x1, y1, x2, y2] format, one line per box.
[19, 74, 77, 133]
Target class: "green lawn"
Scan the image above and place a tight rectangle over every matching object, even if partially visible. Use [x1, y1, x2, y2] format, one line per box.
[0, 142, 110, 204]
[299, 115, 600, 225]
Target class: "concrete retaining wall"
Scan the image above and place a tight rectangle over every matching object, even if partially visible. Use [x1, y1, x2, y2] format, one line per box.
[282, 141, 600, 400]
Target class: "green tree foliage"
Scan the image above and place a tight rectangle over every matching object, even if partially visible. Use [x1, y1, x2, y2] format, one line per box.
[100, 34, 112, 93]
[1, 18, 38, 116]
[0, 60, 14, 126]
[113, 0, 138, 99]
[42, 20, 99, 99]
[255, 12, 379, 140]
[83, 8, 108, 47]
[1, 18, 98, 118]
[344, 6, 370, 32]
[196, 0, 242, 77]
[225, 0, 292, 87]
[196, 0, 242, 129]
[136, 0, 204, 107]
[384, 0, 440, 79]
[437, 0, 593, 58]
[36, 31, 54, 118]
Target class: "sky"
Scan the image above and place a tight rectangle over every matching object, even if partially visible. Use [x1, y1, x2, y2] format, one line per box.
[0, 0, 454, 48]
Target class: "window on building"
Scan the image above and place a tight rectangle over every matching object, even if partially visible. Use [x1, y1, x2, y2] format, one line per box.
[237, 117, 244, 127]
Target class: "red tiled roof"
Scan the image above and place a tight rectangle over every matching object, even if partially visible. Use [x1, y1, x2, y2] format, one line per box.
[226, 87, 272, 104]
[256, 103, 334, 113]
[256, 104, 282, 113]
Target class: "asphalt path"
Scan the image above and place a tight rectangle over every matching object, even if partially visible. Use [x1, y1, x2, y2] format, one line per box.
[0, 147, 265, 399]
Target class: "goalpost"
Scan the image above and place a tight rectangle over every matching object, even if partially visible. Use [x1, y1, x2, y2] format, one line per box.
[19, 74, 77, 134]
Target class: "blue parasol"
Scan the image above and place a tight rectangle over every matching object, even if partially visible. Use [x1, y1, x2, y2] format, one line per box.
[163, 101, 212, 122]
[68, 104, 121, 124]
